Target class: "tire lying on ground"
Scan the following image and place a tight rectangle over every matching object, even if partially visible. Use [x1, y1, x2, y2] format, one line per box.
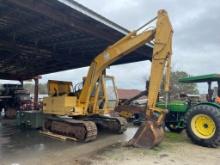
[185, 104, 220, 147]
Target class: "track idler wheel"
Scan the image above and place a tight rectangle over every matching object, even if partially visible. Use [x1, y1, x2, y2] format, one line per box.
[128, 120, 164, 148]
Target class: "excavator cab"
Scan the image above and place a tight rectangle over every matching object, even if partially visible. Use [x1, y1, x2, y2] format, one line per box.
[89, 75, 119, 114]
[103, 76, 119, 112]
[45, 75, 119, 115]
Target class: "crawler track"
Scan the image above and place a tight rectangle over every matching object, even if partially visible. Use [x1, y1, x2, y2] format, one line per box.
[115, 117, 128, 134]
[44, 117, 97, 142]
[81, 115, 128, 134]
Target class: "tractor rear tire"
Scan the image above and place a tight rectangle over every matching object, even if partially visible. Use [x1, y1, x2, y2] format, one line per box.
[185, 105, 220, 148]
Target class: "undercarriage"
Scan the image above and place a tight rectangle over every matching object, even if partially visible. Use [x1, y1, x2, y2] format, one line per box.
[43, 115, 128, 142]
[80, 115, 128, 134]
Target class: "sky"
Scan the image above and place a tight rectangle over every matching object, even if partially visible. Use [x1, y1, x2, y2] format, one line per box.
[5, 0, 220, 93]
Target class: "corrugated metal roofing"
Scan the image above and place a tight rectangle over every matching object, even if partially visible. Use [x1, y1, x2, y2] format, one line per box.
[0, 0, 152, 80]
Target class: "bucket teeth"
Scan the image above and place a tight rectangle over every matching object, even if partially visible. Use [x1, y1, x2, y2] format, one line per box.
[128, 120, 164, 148]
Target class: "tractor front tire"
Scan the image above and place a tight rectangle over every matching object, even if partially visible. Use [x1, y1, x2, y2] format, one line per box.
[185, 105, 220, 148]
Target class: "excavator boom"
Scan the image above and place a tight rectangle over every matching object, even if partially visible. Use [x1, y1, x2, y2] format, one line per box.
[78, 30, 155, 111]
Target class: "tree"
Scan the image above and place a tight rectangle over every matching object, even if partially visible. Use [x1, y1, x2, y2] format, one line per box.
[142, 70, 199, 99]
[166, 71, 199, 99]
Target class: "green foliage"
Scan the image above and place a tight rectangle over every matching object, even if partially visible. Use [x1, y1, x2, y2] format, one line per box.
[171, 71, 199, 94]
[161, 71, 199, 99]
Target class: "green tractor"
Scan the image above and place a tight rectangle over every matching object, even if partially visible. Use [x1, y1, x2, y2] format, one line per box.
[158, 74, 220, 147]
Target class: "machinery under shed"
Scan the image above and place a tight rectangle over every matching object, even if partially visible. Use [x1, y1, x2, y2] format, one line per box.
[0, 0, 152, 81]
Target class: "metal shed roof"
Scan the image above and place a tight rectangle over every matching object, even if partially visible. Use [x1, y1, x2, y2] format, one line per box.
[179, 74, 220, 83]
[0, 0, 152, 80]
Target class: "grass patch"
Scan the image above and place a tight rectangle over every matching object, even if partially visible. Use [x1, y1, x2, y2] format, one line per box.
[165, 132, 187, 142]
[91, 132, 189, 161]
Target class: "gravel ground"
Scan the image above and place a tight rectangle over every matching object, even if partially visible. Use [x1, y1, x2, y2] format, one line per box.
[78, 132, 220, 165]
[1, 119, 219, 165]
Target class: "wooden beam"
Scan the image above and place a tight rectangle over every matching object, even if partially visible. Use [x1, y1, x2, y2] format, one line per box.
[39, 33, 91, 46]
[0, 40, 52, 55]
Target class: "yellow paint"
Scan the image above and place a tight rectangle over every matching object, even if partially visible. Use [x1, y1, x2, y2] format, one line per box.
[120, 111, 133, 119]
[191, 114, 216, 139]
[43, 95, 78, 116]
[47, 80, 73, 96]
[43, 10, 173, 129]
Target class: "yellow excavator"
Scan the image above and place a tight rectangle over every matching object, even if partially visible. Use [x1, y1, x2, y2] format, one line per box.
[43, 9, 173, 148]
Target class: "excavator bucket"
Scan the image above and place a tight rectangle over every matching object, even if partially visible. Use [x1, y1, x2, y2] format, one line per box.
[128, 120, 164, 148]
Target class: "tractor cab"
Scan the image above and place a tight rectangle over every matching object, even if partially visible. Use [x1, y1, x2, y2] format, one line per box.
[179, 74, 220, 103]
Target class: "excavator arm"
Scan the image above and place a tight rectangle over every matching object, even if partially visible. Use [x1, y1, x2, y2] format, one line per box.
[78, 10, 173, 148]
[129, 10, 173, 148]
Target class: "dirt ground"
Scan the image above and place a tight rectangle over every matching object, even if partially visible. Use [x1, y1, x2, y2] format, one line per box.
[77, 132, 220, 165]
[1, 120, 220, 165]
